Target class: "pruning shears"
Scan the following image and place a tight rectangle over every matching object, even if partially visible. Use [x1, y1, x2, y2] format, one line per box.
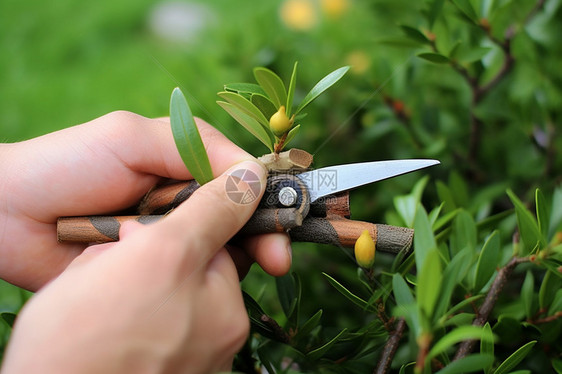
[57, 158, 439, 255]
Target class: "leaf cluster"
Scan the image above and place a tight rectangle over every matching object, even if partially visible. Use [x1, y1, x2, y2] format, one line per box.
[217, 63, 349, 153]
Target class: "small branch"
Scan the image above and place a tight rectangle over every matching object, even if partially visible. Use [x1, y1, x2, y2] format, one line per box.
[374, 318, 406, 374]
[528, 311, 562, 325]
[260, 314, 291, 344]
[453, 256, 528, 360]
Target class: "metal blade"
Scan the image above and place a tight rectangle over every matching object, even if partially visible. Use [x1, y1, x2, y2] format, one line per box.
[297, 159, 440, 202]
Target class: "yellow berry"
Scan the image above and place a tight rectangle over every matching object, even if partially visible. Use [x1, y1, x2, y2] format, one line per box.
[269, 106, 293, 136]
[354, 229, 376, 268]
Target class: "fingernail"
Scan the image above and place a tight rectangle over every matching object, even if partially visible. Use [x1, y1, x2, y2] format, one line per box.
[224, 160, 267, 205]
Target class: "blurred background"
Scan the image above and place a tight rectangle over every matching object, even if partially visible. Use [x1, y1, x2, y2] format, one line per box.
[1, 0, 561, 368]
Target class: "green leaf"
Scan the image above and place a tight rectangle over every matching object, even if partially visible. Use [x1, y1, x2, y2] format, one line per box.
[481, 323, 494, 374]
[224, 82, 266, 97]
[451, 209, 477, 255]
[393, 273, 415, 307]
[414, 204, 438, 273]
[276, 273, 297, 320]
[395, 176, 429, 227]
[539, 270, 562, 309]
[295, 66, 350, 115]
[552, 359, 562, 374]
[217, 91, 269, 128]
[424, 0, 445, 29]
[492, 341, 537, 374]
[418, 52, 451, 64]
[507, 189, 543, 255]
[276, 273, 301, 327]
[282, 124, 300, 150]
[170, 87, 214, 185]
[1, 312, 16, 328]
[548, 289, 562, 316]
[436, 180, 457, 214]
[242, 291, 283, 342]
[451, 0, 479, 23]
[296, 309, 323, 339]
[323, 273, 375, 312]
[435, 246, 474, 321]
[428, 325, 493, 360]
[535, 189, 549, 241]
[253, 67, 287, 108]
[548, 186, 562, 238]
[306, 328, 347, 360]
[455, 47, 492, 63]
[417, 249, 442, 318]
[286, 61, 298, 117]
[474, 231, 500, 292]
[399, 25, 432, 45]
[435, 354, 494, 374]
[521, 270, 535, 320]
[217, 101, 274, 152]
[251, 93, 277, 120]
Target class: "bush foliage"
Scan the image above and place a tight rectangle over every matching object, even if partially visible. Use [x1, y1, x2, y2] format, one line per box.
[1, 0, 561, 372]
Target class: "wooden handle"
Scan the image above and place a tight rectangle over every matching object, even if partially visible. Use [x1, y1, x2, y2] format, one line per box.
[57, 208, 303, 243]
[57, 213, 413, 254]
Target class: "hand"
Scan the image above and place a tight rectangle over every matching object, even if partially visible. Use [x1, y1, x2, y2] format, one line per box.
[0, 111, 292, 290]
[1, 160, 268, 373]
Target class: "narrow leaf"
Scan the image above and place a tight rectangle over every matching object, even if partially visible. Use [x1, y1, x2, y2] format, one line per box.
[435, 246, 474, 320]
[474, 231, 500, 292]
[451, 0, 479, 23]
[435, 354, 494, 374]
[224, 82, 266, 96]
[536, 189, 549, 241]
[393, 273, 415, 307]
[493, 341, 537, 374]
[295, 66, 350, 115]
[218, 91, 269, 128]
[253, 67, 287, 108]
[251, 93, 277, 120]
[297, 309, 323, 339]
[276, 273, 297, 320]
[170, 87, 214, 185]
[417, 249, 442, 318]
[521, 270, 535, 320]
[399, 25, 432, 45]
[428, 326, 492, 359]
[282, 124, 301, 150]
[306, 328, 347, 360]
[539, 270, 562, 309]
[425, 0, 445, 29]
[414, 204, 437, 273]
[323, 273, 375, 312]
[451, 209, 477, 255]
[418, 52, 451, 64]
[481, 323, 494, 373]
[548, 185, 562, 238]
[507, 189, 543, 254]
[286, 61, 298, 117]
[217, 101, 274, 152]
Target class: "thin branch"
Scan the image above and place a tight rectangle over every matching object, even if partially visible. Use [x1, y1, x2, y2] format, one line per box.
[374, 318, 407, 374]
[528, 311, 562, 325]
[453, 256, 528, 360]
[260, 314, 291, 344]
